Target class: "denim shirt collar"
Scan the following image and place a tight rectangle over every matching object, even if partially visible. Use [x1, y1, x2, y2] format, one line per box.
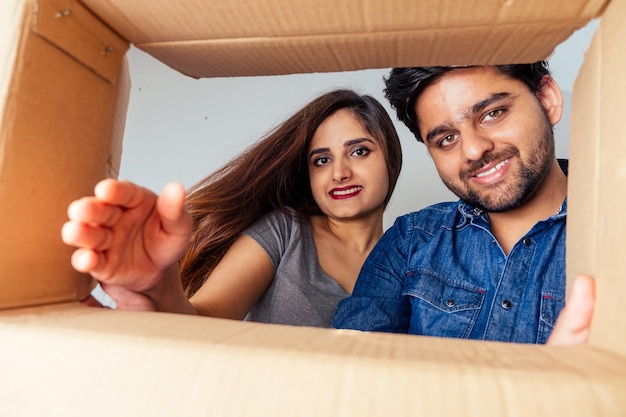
[454, 197, 568, 229]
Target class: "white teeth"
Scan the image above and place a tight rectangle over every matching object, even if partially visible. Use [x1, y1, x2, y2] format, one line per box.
[332, 186, 362, 196]
[475, 159, 509, 178]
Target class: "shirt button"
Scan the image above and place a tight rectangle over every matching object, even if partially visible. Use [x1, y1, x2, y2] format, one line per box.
[446, 299, 455, 307]
[501, 299, 513, 310]
[523, 238, 532, 246]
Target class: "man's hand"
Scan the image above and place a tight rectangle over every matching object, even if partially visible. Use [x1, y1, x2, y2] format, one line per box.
[547, 274, 595, 345]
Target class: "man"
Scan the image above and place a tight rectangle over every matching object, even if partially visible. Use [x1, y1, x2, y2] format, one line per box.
[332, 62, 594, 344]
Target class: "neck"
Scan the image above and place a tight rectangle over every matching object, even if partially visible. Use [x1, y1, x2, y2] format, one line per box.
[488, 159, 567, 255]
[311, 209, 385, 254]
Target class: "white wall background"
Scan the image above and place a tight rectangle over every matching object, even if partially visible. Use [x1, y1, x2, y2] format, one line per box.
[119, 20, 599, 229]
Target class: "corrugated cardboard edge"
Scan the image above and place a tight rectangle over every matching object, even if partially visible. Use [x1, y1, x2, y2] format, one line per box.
[1, 302, 625, 417]
[107, 54, 129, 179]
[81, 0, 608, 43]
[568, 0, 626, 356]
[135, 21, 586, 78]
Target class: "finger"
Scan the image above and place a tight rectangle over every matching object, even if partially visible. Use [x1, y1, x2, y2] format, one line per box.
[70, 248, 105, 273]
[67, 197, 123, 227]
[547, 274, 595, 346]
[94, 179, 154, 210]
[566, 274, 595, 328]
[157, 182, 192, 237]
[62, 221, 113, 251]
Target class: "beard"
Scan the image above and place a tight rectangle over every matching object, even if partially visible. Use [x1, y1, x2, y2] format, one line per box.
[440, 115, 556, 213]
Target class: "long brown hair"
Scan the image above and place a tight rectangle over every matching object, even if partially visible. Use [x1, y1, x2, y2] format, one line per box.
[180, 89, 402, 296]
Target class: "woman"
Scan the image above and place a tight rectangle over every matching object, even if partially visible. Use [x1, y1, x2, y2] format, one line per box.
[62, 89, 402, 327]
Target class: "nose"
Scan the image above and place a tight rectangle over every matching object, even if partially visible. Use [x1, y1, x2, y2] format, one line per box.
[332, 158, 352, 183]
[461, 130, 494, 162]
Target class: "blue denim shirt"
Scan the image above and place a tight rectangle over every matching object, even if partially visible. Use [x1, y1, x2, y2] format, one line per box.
[333, 198, 567, 344]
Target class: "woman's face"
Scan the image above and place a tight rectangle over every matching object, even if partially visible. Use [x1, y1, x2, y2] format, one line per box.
[307, 109, 389, 221]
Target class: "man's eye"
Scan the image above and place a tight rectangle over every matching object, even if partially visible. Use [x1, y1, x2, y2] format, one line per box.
[438, 134, 458, 148]
[484, 109, 504, 121]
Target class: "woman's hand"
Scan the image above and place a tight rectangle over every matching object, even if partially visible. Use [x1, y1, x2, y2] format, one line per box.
[62, 179, 192, 301]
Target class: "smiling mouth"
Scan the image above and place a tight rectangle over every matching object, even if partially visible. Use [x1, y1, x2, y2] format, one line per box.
[330, 186, 363, 197]
[475, 158, 510, 178]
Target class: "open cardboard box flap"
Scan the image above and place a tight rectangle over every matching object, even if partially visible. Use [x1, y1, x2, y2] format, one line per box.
[80, 0, 609, 77]
[2, 302, 626, 416]
[1, 0, 626, 415]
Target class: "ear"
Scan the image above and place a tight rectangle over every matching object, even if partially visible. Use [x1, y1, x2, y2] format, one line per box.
[536, 75, 563, 126]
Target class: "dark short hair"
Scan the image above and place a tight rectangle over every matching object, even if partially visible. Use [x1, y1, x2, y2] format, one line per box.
[383, 62, 551, 142]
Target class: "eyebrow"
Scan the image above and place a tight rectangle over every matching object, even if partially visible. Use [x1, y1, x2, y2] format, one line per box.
[424, 92, 512, 145]
[309, 137, 374, 159]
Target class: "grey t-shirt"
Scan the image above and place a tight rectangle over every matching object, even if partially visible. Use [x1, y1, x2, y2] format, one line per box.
[242, 210, 350, 327]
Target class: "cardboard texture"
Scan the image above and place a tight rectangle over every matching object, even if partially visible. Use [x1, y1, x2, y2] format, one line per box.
[0, 0, 128, 309]
[1, 0, 625, 415]
[2, 302, 626, 417]
[80, 0, 608, 78]
[567, 0, 626, 357]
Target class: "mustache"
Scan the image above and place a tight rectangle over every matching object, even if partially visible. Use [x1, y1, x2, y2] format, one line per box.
[461, 147, 520, 179]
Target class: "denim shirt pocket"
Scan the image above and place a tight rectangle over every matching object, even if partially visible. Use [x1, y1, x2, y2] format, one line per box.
[537, 291, 565, 344]
[402, 268, 485, 339]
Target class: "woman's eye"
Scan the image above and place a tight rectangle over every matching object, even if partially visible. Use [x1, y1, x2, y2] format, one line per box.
[351, 147, 370, 157]
[313, 156, 330, 166]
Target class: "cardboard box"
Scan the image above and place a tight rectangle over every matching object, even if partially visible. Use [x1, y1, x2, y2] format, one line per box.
[1, 0, 625, 415]
[0, 0, 131, 310]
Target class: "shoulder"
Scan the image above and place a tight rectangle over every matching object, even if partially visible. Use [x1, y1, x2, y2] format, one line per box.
[391, 201, 461, 234]
[247, 209, 304, 234]
[241, 209, 309, 268]
[372, 201, 461, 253]
[243, 209, 308, 249]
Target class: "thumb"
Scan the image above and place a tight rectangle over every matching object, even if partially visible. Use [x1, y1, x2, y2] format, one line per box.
[156, 182, 192, 237]
[547, 274, 595, 346]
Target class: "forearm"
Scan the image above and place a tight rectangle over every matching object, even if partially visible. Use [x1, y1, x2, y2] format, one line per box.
[144, 263, 197, 315]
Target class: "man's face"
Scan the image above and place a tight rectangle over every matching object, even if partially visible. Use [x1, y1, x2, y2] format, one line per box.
[415, 66, 560, 213]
